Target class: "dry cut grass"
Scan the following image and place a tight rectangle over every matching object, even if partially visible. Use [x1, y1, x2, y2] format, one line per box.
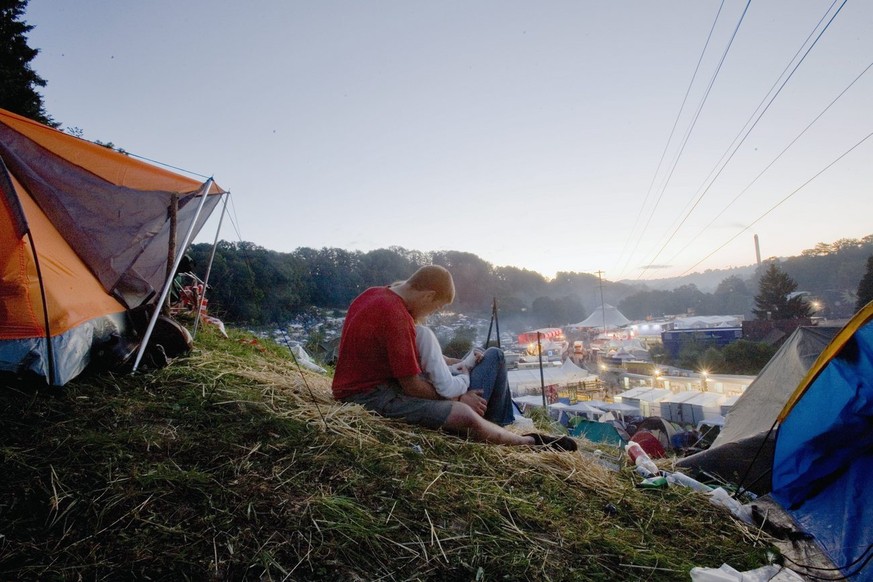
[0, 327, 777, 581]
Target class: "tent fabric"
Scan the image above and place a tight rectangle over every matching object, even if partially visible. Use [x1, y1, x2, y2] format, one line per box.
[0, 109, 225, 385]
[630, 431, 666, 459]
[0, 109, 224, 308]
[770, 303, 873, 576]
[569, 304, 630, 329]
[634, 416, 681, 451]
[676, 326, 840, 494]
[570, 418, 629, 446]
[714, 326, 840, 447]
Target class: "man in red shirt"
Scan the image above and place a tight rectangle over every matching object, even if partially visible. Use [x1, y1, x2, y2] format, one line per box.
[333, 265, 576, 450]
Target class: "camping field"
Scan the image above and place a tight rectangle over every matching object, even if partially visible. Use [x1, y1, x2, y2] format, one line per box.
[0, 326, 780, 581]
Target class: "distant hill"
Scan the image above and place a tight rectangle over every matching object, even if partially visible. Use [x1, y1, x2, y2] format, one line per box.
[622, 264, 759, 293]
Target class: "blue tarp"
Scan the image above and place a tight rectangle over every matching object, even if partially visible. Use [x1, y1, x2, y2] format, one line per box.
[771, 317, 873, 578]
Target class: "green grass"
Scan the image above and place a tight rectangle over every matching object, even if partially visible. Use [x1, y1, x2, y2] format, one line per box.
[0, 326, 777, 580]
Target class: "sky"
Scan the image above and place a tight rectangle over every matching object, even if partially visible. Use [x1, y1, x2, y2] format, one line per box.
[23, 0, 873, 282]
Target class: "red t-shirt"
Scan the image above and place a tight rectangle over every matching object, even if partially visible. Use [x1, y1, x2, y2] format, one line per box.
[332, 287, 421, 400]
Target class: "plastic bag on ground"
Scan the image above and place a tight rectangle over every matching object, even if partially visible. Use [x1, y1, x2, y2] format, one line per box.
[708, 487, 754, 524]
[690, 563, 806, 581]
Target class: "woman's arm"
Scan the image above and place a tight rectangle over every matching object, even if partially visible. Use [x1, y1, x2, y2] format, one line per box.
[416, 326, 470, 399]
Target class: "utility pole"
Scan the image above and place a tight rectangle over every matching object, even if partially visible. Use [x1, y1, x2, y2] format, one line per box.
[596, 270, 607, 335]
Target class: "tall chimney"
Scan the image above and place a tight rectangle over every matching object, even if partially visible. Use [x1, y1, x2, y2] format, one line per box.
[754, 234, 761, 265]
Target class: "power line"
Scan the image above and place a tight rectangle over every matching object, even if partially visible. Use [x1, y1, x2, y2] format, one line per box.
[615, 0, 727, 278]
[637, 0, 848, 279]
[628, 0, 753, 279]
[678, 127, 873, 277]
[665, 55, 873, 266]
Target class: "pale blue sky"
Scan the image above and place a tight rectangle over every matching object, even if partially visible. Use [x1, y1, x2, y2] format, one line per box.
[24, 1, 873, 281]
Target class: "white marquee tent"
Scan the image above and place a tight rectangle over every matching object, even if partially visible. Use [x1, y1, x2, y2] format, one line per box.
[507, 358, 594, 395]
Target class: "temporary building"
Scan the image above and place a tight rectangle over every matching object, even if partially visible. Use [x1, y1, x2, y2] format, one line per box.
[678, 392, 725, 426]
[719, 395, 740, 416]
[671, 315, 743, 329]
[676, 325, 840, 493]
[0, 109, 226, 385]
[616, 387, 672, 418]
[658, 391, 702, 425]
[768, 302, 873, 578]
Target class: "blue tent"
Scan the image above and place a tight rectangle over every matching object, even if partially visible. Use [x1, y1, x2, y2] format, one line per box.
[770, 301, 873, 579]
[569, 418, 630, 447]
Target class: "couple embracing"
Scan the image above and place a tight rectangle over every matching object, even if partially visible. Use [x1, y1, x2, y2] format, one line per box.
[331, 265, 576, 451]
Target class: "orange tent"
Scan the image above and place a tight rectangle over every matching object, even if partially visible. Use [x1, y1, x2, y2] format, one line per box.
[0, 109, 226, 385]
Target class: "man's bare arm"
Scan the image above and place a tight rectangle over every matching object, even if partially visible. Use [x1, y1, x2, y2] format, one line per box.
[397, 375, 440, 400]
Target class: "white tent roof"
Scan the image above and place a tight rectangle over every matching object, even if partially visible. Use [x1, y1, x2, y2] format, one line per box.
[551, 401, 607, 416]
[507, 357, 593, 394]
[569, 303, 630, 329]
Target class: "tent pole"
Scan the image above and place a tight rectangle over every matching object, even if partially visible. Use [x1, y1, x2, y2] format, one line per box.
[484, 298, 495, 348]
[26, 230, 57, 385]
[493, 298, 501, 349]
[132, 178, 214, 373]
[192, 191, 229, 339]
[164, 193, 178, 315]
[538, 331, 547, 408]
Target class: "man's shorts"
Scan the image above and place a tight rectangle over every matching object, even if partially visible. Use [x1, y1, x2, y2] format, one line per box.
[341, 382, 453, 430]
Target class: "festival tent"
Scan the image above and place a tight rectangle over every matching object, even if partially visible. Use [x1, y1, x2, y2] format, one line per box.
[507, 357, 593, 395]
[0, 109, 226, 385]
[550, 401, 608, 425]
[633, 416, 682, 451]
[676, 325, 840, 493]
[568, 303, 630, 330]
[570, 418, 630, 447]
[769, 302, 873, 579]
[516, 327, 563, 344]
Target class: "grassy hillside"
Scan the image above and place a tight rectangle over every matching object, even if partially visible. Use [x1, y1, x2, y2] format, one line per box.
[0, 327, 777, 581]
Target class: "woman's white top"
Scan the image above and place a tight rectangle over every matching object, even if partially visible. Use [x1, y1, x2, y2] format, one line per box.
[415, 324, 470, 399]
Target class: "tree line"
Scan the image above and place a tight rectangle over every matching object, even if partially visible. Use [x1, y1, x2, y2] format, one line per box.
[186, 235, 873, 327]
[186, 242, 608, 326]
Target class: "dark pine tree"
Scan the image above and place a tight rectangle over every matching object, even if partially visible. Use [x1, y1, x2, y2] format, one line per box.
[0, 0, 55, 125]
[856, 255, 873, 312]
[753, 262, 812, 320]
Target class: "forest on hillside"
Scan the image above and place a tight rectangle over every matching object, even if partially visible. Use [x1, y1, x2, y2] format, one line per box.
[187, 235, 873, 327]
